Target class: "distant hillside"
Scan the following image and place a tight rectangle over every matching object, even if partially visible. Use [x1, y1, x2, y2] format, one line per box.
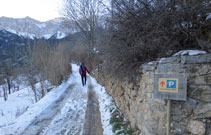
[0, 29, 28, 62]
[0, 28, 86, 65]
[0, 16, 78, 39]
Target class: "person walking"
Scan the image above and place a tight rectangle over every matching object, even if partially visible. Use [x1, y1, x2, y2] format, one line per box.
[79, 63, 90, 86]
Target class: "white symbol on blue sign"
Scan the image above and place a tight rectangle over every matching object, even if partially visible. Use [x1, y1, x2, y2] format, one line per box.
[167, 80, 176, 88]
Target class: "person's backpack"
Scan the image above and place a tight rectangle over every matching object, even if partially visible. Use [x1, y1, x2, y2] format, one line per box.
[81, 64, 86, 73]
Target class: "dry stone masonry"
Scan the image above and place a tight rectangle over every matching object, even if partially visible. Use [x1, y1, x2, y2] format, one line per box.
[94, 53, 211, 135]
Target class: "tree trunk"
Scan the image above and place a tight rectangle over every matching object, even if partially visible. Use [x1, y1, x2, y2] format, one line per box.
[31, 84, 38, 102]
[40, 81, 45, 98]
[6, 77, 11, 94]
[29, 77, 38, 102]
[3, 87, 7, 101]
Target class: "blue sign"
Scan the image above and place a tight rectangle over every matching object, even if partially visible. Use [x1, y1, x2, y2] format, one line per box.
[167, 80, 176, 88]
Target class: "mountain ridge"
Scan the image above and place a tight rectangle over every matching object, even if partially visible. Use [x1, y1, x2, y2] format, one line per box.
[0, 16, 75, 39]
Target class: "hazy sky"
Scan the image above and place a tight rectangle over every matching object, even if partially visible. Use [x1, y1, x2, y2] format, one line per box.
[0, 0, 63, 22]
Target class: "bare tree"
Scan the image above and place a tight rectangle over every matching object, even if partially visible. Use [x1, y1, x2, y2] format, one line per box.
[32, 40, 71, 86]
[109, 0, 211, 59]
[62, 0, 105, 52]
[23, 42, 39, 102]
[4, 63, 13, 95]
[93, 0, 211, 79]
[0, 62, 14, 97]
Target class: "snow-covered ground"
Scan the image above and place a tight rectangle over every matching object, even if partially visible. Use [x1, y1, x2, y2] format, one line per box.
[0, 64, 115, 135]
[0, 87, 35, 127]
[0, 77, 35, 128]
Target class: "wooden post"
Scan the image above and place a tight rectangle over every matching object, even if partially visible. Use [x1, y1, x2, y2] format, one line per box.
[167, 100, 171, 135]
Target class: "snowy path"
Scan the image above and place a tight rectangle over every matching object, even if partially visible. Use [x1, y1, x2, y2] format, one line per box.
[41, 84, 87, 135]
[19, 65, 88, 135]
[21, 84, 87, 135]
[1, 64, 115, 135]
[1, 65, 88, 135]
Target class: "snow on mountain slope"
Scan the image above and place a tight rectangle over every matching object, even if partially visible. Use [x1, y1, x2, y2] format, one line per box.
[56, 31, 66, 39]
[0, 16, 72, 39]
[0, 64, 115, 135]
[50, 31, 66, 39]
[5, 28, 36, 39]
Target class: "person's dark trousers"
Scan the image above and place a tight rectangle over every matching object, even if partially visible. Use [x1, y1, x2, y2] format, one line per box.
[81, 74, 87, 86]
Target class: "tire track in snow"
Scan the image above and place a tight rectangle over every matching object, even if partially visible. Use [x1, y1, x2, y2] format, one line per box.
[42, 84, 88, 135]
[19, 84, 76, 135]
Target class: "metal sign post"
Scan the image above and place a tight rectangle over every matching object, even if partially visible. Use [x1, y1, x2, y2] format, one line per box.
[154, 74, 187, 135]
[167, 100, 171, 135]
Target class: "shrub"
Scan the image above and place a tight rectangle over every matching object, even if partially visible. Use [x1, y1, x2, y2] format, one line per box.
[110, 108, 135, 135]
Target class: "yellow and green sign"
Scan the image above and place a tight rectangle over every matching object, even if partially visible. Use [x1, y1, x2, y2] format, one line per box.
[158, 78, 179, 93]
[154, 74, 187, 101]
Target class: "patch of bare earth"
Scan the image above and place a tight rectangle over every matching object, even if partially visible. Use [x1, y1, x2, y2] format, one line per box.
[82, 84, 103, 135]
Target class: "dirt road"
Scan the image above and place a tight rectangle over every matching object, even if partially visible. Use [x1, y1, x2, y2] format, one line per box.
[82, 85, 103, 135]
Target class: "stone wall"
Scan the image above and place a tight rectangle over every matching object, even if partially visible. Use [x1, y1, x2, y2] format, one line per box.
[94, 54, 211, 135]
